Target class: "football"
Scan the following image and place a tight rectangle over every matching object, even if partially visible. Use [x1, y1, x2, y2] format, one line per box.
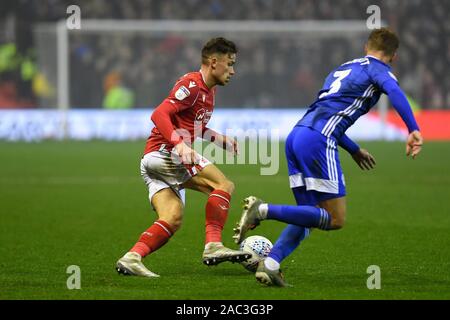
[239, 235, 273, 273]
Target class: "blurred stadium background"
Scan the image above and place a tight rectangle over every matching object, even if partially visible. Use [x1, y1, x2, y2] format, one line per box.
[1, 0, 450, 300]
[0, 0, 449, 141]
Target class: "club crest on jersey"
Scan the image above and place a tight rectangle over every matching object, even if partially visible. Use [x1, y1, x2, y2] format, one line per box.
[175, 85, 190, 100]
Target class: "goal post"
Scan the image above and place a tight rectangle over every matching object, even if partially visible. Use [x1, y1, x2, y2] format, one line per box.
[34, 19, 389, 138]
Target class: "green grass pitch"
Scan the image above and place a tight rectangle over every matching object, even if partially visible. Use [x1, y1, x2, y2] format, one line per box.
[0, 140, 449, 299]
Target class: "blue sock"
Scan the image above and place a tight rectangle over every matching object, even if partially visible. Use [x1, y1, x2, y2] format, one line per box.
[267, 204, 331, 230]
[268, 225, 310, 263]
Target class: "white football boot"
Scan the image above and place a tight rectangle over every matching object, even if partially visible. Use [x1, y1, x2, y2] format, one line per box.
[233, 196, 264, 244]
[116, 252, 160, 278]
[255, 260, 291, 287]
[202, 242, 251, 266]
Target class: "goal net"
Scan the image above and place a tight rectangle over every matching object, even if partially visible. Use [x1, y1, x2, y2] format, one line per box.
[32, 20, 389, 138]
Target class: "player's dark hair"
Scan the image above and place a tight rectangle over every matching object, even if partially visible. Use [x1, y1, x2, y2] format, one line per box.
[201, 37, 237, 65]
[367, 28, 399, 58]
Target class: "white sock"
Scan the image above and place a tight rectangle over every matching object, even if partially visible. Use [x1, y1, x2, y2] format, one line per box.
[264, 257, 280, 271]
[258, 203, 268, 219]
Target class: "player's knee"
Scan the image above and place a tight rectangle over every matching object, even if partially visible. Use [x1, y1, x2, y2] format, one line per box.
[169, 215, 183, 231]
[330, 216, 346, 230]
[163, 212, 183, 231]
[218, 179, 235, 194]
[320, 203, 346, 230]
[158, 202, 184, 231]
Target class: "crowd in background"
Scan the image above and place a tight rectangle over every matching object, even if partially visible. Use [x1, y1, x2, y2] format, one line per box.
[0, 0, 448, 109]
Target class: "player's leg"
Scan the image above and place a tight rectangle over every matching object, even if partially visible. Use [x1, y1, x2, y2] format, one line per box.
[267, 157, 347, 231]
[254, 137, 314, 286]
[234, 194, 341, 244]
[183, 161, 234, 193]
[264, 186, 315, 269]
[257, 186, 343, 286]
[259, 196, 345, 229]
[256, 194, 346, 285]
[183, 163, 234, 244]
[116, 188, 183, 277]
[265, 189, 345, 266]
[130, 188, 183, 257]
[241, 127, 345, 286]
[183, 163, 251, 265]
[318, 196, 346, 229]
[117, 152, 184, 277]
[269, 225, 310, 263]
[234, 127, 345, 243]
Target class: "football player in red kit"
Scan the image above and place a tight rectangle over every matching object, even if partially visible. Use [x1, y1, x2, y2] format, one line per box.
[116, 37, 250, 277]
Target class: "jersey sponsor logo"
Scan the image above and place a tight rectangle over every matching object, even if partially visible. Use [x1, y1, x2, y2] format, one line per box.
[388, 71, 398, 82]
[195, 108, 206, 121]
[189, 81, 197, 88]
[195, 108, 213, 123]
[175, 85, 190, 100]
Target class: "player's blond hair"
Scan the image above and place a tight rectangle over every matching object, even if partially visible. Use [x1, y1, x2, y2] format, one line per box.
[367, 28, 399, 58]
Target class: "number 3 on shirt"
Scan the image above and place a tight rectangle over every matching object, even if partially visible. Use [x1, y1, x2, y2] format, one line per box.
[319, 69, 352, 99]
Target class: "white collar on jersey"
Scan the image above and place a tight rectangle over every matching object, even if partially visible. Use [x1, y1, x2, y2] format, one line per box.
[365, 55, 390, 67]
[365, 55, 382, 61]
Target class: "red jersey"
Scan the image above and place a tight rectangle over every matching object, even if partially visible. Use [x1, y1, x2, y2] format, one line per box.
[144, 71, 216, 155]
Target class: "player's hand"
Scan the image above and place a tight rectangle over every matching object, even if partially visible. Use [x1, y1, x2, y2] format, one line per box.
[174, 141, 198, 164]
[406, 130, 423, 159]
[215, 134, 239, 155]
[351, 148, 376, 170]
[223, 135, 239, 155]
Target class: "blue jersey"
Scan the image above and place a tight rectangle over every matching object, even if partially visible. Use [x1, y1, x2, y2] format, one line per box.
[297, 56, 399, 140]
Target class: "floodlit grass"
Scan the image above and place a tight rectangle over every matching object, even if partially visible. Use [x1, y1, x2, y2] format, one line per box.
[0, 140, 449, 299]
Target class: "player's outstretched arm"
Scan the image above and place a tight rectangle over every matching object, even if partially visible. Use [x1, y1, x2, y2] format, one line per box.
[203, 128, 239, 155]
[383, 79, 423, 159]
[218, 134, 239, 155]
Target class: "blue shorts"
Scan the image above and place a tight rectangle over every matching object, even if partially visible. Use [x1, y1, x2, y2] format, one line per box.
[285, 125, 346, 206]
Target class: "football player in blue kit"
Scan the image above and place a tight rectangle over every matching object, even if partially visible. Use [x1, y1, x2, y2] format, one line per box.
[233, 28, 424, 287]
